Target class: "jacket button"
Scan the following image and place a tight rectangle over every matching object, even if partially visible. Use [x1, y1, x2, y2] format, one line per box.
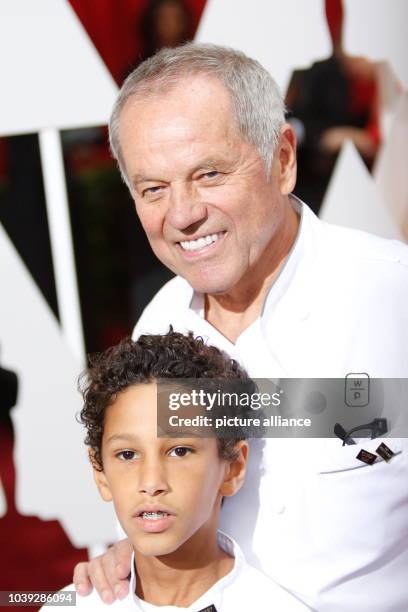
[271, 502, 286, 514]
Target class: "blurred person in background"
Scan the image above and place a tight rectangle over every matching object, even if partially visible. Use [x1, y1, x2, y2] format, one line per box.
[140, 0, 192, 61]
[286, 0, 380, 214]
[0, 359, 18, 518]
[123, 0, 192, 78]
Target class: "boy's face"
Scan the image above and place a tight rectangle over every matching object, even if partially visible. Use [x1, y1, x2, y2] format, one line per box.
[94, 383, 247, 557]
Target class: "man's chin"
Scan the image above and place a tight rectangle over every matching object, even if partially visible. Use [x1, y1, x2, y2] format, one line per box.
[189, 281, 233, 296]
[184, 272, 239, 296]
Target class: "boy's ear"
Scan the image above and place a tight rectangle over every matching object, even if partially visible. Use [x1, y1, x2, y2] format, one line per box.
[219, 441, 249, 498]
[89, 449, 113, 502]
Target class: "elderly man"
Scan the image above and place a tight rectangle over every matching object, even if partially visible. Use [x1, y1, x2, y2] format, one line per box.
[74, 44, 408, 611]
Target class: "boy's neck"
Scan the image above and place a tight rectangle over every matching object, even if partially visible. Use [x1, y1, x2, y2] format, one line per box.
[134, 530, 234, 607]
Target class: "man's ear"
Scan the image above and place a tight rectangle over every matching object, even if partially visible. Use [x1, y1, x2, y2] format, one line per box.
[89, 449, 113, 502]
[276, 123, 297, 195]
[219, 441, 249, 498]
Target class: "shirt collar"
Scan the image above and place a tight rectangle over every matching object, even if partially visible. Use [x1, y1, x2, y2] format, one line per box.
[260, 194, 304, 316]
[127, 531, 245, 611]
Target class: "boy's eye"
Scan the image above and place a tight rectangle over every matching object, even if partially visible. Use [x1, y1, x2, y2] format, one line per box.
[116, 450, 137, 461]
[168, 446, 194, 458]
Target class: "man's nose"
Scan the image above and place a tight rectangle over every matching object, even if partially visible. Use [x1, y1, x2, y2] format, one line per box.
[138, 458, 169, 497]
[165, 183, 207, 231]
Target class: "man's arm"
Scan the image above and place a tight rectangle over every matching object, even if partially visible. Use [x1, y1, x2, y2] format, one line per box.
[73, 539, 133, 602]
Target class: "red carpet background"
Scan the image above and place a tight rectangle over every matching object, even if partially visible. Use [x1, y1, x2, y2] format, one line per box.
[0, 424, 88, 612]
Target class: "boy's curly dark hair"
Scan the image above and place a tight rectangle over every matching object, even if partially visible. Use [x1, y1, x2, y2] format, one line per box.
[79, 328, 251, 470]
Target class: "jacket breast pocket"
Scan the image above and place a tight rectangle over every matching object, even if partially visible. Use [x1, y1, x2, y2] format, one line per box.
[317, 437, 405, 474]
[313, 438, 408, 557]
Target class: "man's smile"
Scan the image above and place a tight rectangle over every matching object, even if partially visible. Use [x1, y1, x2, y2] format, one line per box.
[176, 231, 227, 257]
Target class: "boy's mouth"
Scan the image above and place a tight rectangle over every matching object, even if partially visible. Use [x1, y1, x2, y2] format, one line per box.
[133, 505, 176, 533]
[135, 511, 175, 533]
[140, 511, 169, 520]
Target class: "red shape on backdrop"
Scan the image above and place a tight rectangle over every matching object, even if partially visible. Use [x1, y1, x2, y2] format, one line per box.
[68, 0, 208, 84]
[325, 0, 344, 45]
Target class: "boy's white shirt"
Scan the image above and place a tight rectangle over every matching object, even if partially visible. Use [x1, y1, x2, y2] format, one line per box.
[46, 532, 308, 611]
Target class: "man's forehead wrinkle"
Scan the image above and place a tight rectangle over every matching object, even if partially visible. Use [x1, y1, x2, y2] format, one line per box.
[146, 110, 231, 145]
[127, 72, 233, 112]
[122, 112, 224, 157]
[121, 77, 234, 140]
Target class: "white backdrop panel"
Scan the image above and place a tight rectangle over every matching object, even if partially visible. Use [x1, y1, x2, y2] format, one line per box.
[374, 93, 408, 239]
[0, 0, 117, 136]
[196, 0, 330, 93]
[320, 140, 403, 241]
[344, 0, 408, 88]
[0, 225, 116, 547]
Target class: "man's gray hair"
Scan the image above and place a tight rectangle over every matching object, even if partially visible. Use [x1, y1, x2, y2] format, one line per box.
[109, 43, 286, 188]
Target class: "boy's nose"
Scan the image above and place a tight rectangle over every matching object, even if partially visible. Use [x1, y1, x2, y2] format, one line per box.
[138, 461, 169, 497]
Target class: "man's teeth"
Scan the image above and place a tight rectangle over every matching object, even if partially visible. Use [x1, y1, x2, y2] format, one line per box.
[141, 511, 168, 520]
[180, 233, 221, 252]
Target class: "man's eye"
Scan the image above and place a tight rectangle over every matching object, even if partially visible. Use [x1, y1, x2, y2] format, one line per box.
[143, 186, 163, 196]
[201, 171, 219, 179]
[168, 446, 194, 458]
[116, 450, 137, 461]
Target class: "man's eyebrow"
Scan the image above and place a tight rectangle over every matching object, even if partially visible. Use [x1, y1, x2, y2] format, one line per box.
[131, 174, 161, 186]
[195, 157, 220, 166]
[194, 157, 229, 170]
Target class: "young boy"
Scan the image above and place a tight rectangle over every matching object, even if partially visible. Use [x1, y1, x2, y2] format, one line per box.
[47, 330, 308, 611]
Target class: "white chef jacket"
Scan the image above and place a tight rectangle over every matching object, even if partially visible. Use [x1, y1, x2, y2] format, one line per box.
[131, 198, 408, 611]
[46, 532, 307, 611]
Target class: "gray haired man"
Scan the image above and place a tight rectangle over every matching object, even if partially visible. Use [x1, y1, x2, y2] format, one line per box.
[74, 44, 408, 611]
